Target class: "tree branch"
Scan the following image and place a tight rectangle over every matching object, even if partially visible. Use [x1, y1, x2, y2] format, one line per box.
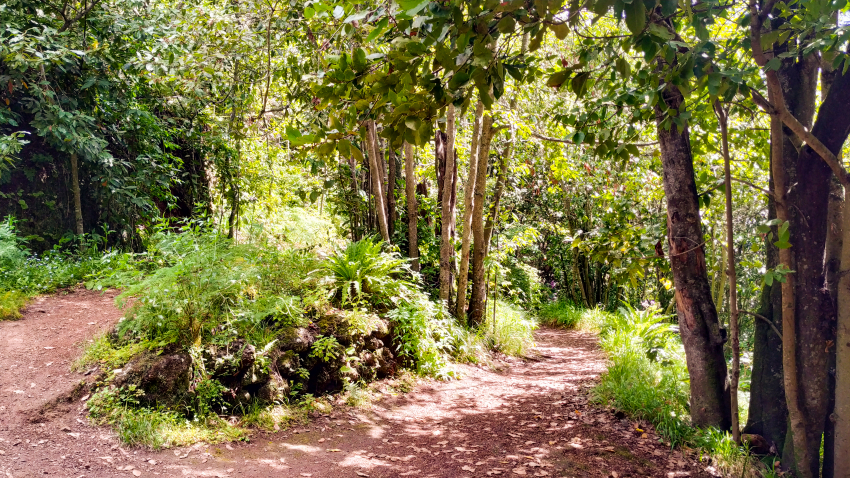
[58, 0, 105, 33]
[740, 309, 782, 340]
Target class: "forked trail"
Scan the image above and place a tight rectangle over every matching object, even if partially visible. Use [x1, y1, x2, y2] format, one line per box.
[0, 290, 710, 477]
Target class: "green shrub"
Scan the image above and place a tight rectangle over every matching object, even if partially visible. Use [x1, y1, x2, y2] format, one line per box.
[388, 292, 481, 378]
[115, 230, 307, 349]
[0, 217, 28, 268]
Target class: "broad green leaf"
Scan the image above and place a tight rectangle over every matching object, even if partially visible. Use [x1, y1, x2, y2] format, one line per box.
[624, 1, 646, 34]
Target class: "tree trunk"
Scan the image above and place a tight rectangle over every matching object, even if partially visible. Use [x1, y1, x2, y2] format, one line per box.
[366, 120, 390, 242]
[781, 65, 850, 478]
[834, 183, 850, 477]
[656, 82, 731, 430]
[439, 105, 457, 303]
[744, 161, 787, 453]
[457, 101, 484, 319]
[387, 148, 397, 240]
[716, 102, 741, 442]
[468, 113, 495, 326]
[404, 142, 419, 271]
[69, 153, 84, 241]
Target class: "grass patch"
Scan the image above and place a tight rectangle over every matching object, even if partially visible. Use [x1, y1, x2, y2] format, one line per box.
[0, 290, 30, 320]
[73, 334, 152, 371]
[481, 300, 538, 356]
[537, 299, 583, 328]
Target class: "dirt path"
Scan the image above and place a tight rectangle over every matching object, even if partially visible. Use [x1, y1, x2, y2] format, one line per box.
[0, 292, 712, 478]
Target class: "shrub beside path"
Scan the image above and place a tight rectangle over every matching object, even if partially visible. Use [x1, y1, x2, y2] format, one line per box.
[0, 290, 712, 477]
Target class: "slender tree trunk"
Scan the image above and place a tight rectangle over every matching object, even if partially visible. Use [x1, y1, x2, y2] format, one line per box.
[770, 112, 812, 478]
[70, 153, 84, 241]
[744, 159, 787, 452]
[366, 120, 390, 242]
[716, 102, 741, 443]
[457, 101, 484, 319]
[439, 105, 457, 303]
[387, 148, 397, 240]
[835, 176, 850, 477]
[468, 113, 496, 326]
[656, 82, 731, 430]
[404, 142, 419, 271]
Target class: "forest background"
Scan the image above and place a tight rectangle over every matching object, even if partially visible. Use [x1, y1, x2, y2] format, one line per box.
[2, 0, 850, 477]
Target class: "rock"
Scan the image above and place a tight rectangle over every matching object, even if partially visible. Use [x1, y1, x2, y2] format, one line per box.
[316, 310, 354, 345]
[374, 348, 396, 377]
[277, 327, 315, 353]
[114, 350, 191, 406]
[364, 337, 383, 351]
[369, 319, 390, 340]
[274, 350, 301, 378]
[241, 362, 269, 388]
[203, 340, 256, 379]
[256, 377, 290, 403]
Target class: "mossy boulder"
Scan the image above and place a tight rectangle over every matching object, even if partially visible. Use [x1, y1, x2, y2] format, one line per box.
[113, 350, 191, 406]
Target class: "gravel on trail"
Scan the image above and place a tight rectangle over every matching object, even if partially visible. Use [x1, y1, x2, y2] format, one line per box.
[0, 289, 714, 478]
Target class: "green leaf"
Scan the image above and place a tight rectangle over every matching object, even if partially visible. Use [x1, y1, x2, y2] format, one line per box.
[529, 28, 545, 51]
[497, 16, 516, 33]
[624, 1, 646, 34]
[570, 71, 590, 96]
[551, 22, 569, 40]
[352, 48, 367, 71]
[614, 57, 631, 77]
[399, 0, 430, 16]
[546, 70, 570, 88]
[659, 0, 676, 16]
[309, 191, 321, 203]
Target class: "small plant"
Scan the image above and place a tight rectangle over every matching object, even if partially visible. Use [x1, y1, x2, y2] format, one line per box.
[310, 335, 341, 362]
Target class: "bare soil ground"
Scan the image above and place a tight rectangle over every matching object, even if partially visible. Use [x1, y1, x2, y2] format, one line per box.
[0, 290, 713, 478]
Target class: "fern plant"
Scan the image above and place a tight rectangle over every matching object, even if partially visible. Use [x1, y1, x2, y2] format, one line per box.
[319, 237, 415, 308]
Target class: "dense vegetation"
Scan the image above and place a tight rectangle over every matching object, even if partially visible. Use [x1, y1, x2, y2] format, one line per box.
[3, 0, 850, 476]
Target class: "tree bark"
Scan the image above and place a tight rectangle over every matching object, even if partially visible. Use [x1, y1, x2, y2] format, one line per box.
[468, 113, 495, 326]
[69, 153, 84, 240]
[439, 105, 457, 303]
[781, 65, 850, 478]
[656, 82, 731, 430]
[834, 179, 850, 477]
[744, 159, 787, 453]
[457, 101, 484, 319]
[716, 102, 741, 442]
[404, 142, 419, 271]
[366, 120, 390, 242]
[387, 147, 397, 240]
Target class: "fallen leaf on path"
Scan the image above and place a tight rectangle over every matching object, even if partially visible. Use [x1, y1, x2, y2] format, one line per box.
[512, 467, 527, 475]
[326, 448, 342, 452]
[356, 472, 369, 477]
[132, 470, 142, 477]
[44, 346, 55, 349]
[300, 474, 312, 477]
[462, 466, 475, 472]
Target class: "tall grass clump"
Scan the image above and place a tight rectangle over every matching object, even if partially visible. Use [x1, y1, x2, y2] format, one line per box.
[576, 302, 765, 476]
[537, 299, 583, 328]
[588, 303, 692, 444]
[481, 300, 538, 356]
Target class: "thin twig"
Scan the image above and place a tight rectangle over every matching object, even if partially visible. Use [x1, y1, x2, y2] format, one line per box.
[740, 310, 782, 339]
